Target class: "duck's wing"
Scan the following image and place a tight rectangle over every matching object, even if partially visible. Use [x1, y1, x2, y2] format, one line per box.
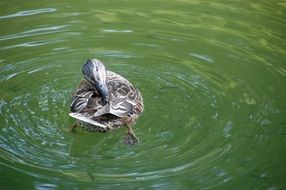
[69, 113, 108, 128]
[93, 97, 134, 117]
[70, 91, 94, 113]
[70, 80, 102, 113]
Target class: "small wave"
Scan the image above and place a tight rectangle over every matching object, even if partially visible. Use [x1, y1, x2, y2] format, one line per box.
[0, 25, 68, 42]
[101, 29, 133, 33]
[0, 8, 56, 19]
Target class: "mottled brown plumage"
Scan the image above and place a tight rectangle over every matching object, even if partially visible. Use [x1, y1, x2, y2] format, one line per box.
[69, 59, 144, 144]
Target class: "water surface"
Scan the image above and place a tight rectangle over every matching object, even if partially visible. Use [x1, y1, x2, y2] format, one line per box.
[1, 0, 286, 189]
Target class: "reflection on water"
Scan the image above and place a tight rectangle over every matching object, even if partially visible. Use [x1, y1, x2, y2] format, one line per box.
[1, 0, 286, 189]
[0, 8, 57, 19]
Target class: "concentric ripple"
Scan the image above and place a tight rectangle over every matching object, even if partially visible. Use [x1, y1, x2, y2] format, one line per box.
[1, 0, 286, 189]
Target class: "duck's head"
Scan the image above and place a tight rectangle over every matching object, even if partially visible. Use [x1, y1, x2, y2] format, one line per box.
[82, 59, 109, 101]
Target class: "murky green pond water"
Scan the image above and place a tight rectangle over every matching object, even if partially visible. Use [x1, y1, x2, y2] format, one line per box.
[1, 0, 286, 189]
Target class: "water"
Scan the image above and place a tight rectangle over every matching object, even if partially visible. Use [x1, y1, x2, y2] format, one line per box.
[1, 0, 286, 189]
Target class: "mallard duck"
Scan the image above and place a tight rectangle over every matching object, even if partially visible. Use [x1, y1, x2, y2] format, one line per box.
[69, 59, 144, 144]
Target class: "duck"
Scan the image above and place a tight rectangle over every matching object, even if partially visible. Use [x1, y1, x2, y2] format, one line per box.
[69, 59, 144, 145]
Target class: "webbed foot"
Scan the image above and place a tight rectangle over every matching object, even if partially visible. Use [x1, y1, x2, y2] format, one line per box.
[124, 126, 139, 145]
[66, 122, 77, 132]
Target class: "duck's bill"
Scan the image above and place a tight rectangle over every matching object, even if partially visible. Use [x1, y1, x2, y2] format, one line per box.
[69, 112, 107, 128]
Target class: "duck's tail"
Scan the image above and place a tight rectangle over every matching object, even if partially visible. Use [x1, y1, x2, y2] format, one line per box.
[69, 112, 108, 128]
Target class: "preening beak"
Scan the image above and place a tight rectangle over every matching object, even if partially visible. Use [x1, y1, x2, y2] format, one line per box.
[95, 80, 109, 100]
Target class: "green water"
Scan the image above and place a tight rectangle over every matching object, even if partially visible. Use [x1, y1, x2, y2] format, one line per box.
[1, 0, 286, 189]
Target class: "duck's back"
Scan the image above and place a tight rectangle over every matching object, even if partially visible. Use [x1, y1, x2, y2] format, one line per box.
[106, 71, 143, 115]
